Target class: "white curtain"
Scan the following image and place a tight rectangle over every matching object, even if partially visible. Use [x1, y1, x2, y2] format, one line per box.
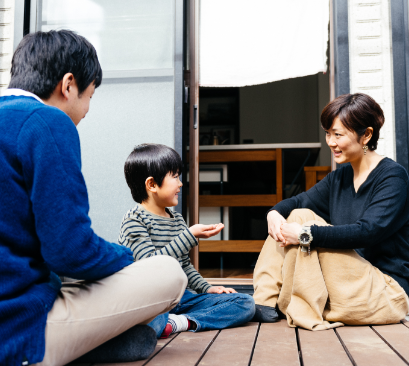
[200, 0, 329, 87]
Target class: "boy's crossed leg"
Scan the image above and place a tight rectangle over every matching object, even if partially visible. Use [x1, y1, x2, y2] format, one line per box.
[150, 289, 255, 338]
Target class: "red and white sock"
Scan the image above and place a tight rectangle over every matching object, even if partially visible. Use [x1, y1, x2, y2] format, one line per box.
[168, 314, 189, 334]
[160, 314, 191, 339]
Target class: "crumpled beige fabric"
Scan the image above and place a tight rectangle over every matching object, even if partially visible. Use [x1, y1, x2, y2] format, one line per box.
[253, 209, 409, 331]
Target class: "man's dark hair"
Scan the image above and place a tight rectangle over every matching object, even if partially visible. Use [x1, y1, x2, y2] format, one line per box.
[125, 144, 183, 203]
[321, 93, 384, 151]
[9, 30, 102, 99]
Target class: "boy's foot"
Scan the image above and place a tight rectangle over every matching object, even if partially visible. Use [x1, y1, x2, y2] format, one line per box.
[251, 304, 280, 323]
[168, 314, 189, 333]
[160, 314, 197, 338]
[160, 323, 173, 339]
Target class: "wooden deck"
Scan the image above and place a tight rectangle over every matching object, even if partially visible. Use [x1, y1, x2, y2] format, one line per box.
[72, 319, 409, 366]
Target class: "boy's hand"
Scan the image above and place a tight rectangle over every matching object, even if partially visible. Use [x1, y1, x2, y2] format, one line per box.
[207, 286, 237, 294]
[189, 223, 224, 238]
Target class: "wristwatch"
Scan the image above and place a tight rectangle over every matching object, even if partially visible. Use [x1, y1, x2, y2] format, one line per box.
[298, 226, 313, 254]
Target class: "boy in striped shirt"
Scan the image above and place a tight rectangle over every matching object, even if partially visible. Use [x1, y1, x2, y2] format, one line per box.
[119, 144, 255, 338]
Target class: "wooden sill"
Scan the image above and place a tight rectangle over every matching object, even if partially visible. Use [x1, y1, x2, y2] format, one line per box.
[199, 240, 265, 252]
[187, 194, 277, 207]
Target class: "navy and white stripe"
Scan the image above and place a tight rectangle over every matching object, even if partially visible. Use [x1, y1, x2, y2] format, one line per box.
[118, 203, 211, 293]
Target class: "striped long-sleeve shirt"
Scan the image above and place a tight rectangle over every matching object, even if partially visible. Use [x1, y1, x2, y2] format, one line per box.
[118, 203, 212, 293]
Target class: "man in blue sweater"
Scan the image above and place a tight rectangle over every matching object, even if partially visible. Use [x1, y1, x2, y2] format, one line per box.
[0, 30, 187, 366]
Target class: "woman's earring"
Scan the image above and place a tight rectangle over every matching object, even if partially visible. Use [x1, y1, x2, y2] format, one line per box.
[363, 145, 369, 155]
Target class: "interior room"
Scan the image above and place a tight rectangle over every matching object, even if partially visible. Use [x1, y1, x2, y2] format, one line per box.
[189, 72, 332, 280]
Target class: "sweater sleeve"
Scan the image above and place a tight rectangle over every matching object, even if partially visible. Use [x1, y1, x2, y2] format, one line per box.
[269, 173, 332, 222]
[17, 109, 134, 280]
[119, 215, 198, 261]
[311, 176, 408, 249]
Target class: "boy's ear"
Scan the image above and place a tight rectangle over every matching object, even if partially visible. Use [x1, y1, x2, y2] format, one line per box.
[145, 177, 158, 193]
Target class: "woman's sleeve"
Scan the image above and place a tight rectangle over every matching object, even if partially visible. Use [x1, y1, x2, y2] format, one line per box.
[311, 177, 408, 249]
[269, 173, 332, 222]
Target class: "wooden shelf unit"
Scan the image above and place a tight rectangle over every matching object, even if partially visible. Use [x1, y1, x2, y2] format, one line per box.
[304, 166, 331, 191]
[192, 148, 282, 253]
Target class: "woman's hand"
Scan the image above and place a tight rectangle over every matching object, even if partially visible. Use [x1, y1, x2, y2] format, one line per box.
[207, 286, 237, 294]
[267, 210, 287, 243]
[279, 222, 302, 247]
[189, 223, 224, 238]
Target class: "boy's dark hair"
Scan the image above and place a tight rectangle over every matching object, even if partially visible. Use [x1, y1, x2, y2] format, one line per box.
[9, 30, 102, 99]
[125, 144, 183, 203]
[320, 93, 384, 151]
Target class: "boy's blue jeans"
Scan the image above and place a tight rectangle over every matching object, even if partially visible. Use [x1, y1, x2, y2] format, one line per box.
[147, 289, 255, 338]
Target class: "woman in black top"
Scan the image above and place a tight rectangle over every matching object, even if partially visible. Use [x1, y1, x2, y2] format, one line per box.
[252, 93, 409, 326]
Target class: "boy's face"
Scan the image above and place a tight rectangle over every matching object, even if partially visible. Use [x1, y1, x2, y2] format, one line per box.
[155, 172, 183, 208]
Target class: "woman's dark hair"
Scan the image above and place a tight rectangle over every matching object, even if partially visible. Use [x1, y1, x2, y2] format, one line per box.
[125, 144, 183, 203]
[9, 30, 102, 99]
[320, 93, 384, 151]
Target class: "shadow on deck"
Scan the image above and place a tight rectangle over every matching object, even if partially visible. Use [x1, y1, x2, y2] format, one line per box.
[71, 319, 409, 366]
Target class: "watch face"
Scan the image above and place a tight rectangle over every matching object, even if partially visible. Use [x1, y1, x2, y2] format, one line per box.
[300, 233, 310, 244]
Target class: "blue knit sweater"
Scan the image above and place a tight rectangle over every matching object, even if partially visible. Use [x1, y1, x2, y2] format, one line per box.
[0, 94, 134, 365]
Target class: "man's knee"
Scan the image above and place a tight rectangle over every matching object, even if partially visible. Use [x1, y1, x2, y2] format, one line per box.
[123, 256, 187, 302]
[144, 256, 187, 296]
[159, 256, 188, 292]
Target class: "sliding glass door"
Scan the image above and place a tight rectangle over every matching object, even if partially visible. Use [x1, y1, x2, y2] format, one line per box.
[30, 0, 184, 242]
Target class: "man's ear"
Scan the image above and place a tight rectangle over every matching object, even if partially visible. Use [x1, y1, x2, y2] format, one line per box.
[61, 73, 75, 100]
[145, 177, 157, 194]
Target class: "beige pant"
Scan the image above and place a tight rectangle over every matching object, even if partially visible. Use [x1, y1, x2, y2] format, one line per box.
[253, 209, 409, 330]
[33, 256, 187, 366]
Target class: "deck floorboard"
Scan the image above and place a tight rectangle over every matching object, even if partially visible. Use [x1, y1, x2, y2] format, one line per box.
[251, 321, 299, 366]
[197, 322, 258, 366]
[298, 328, 351, 366]
[372, 323, 409, 363]
[77, 321, 409, 366]
[336, 326, 407, 366]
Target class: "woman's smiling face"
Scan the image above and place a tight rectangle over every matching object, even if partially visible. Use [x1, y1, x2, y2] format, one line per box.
[325, 117, 365, 165]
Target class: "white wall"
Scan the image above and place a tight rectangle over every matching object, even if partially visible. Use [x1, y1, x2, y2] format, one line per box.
[0, 0, 14, 95]
[348, 0, 395, 159]
[239, 73, 331, 166]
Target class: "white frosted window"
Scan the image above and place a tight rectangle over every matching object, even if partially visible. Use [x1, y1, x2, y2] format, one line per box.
[37, 0, 179, 242]
[40, 0, 174, 71]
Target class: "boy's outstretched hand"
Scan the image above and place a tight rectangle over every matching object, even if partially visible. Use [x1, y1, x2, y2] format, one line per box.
[207, 286, 237, 294]
[189, 223, 224, 238]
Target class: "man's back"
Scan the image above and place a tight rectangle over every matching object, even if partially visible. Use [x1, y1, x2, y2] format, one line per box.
[0, 94, 134, 365]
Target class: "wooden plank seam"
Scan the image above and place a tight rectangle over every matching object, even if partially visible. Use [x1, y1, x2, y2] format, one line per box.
[295, 328, 304, 366]
[333, 328, 357, 366]
[247, 322, 261, 366]
[194, 330, 221, 366]
[370, 326, 409, 366]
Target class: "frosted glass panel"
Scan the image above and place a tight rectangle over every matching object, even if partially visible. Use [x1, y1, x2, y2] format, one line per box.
[78, 80, 175, 242]
[40, 0, 174, 71]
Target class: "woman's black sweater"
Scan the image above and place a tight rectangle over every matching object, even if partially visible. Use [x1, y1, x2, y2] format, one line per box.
[272, 158, 409, 294]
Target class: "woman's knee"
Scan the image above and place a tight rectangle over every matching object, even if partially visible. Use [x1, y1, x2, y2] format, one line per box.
[287, 209, 319, 224]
